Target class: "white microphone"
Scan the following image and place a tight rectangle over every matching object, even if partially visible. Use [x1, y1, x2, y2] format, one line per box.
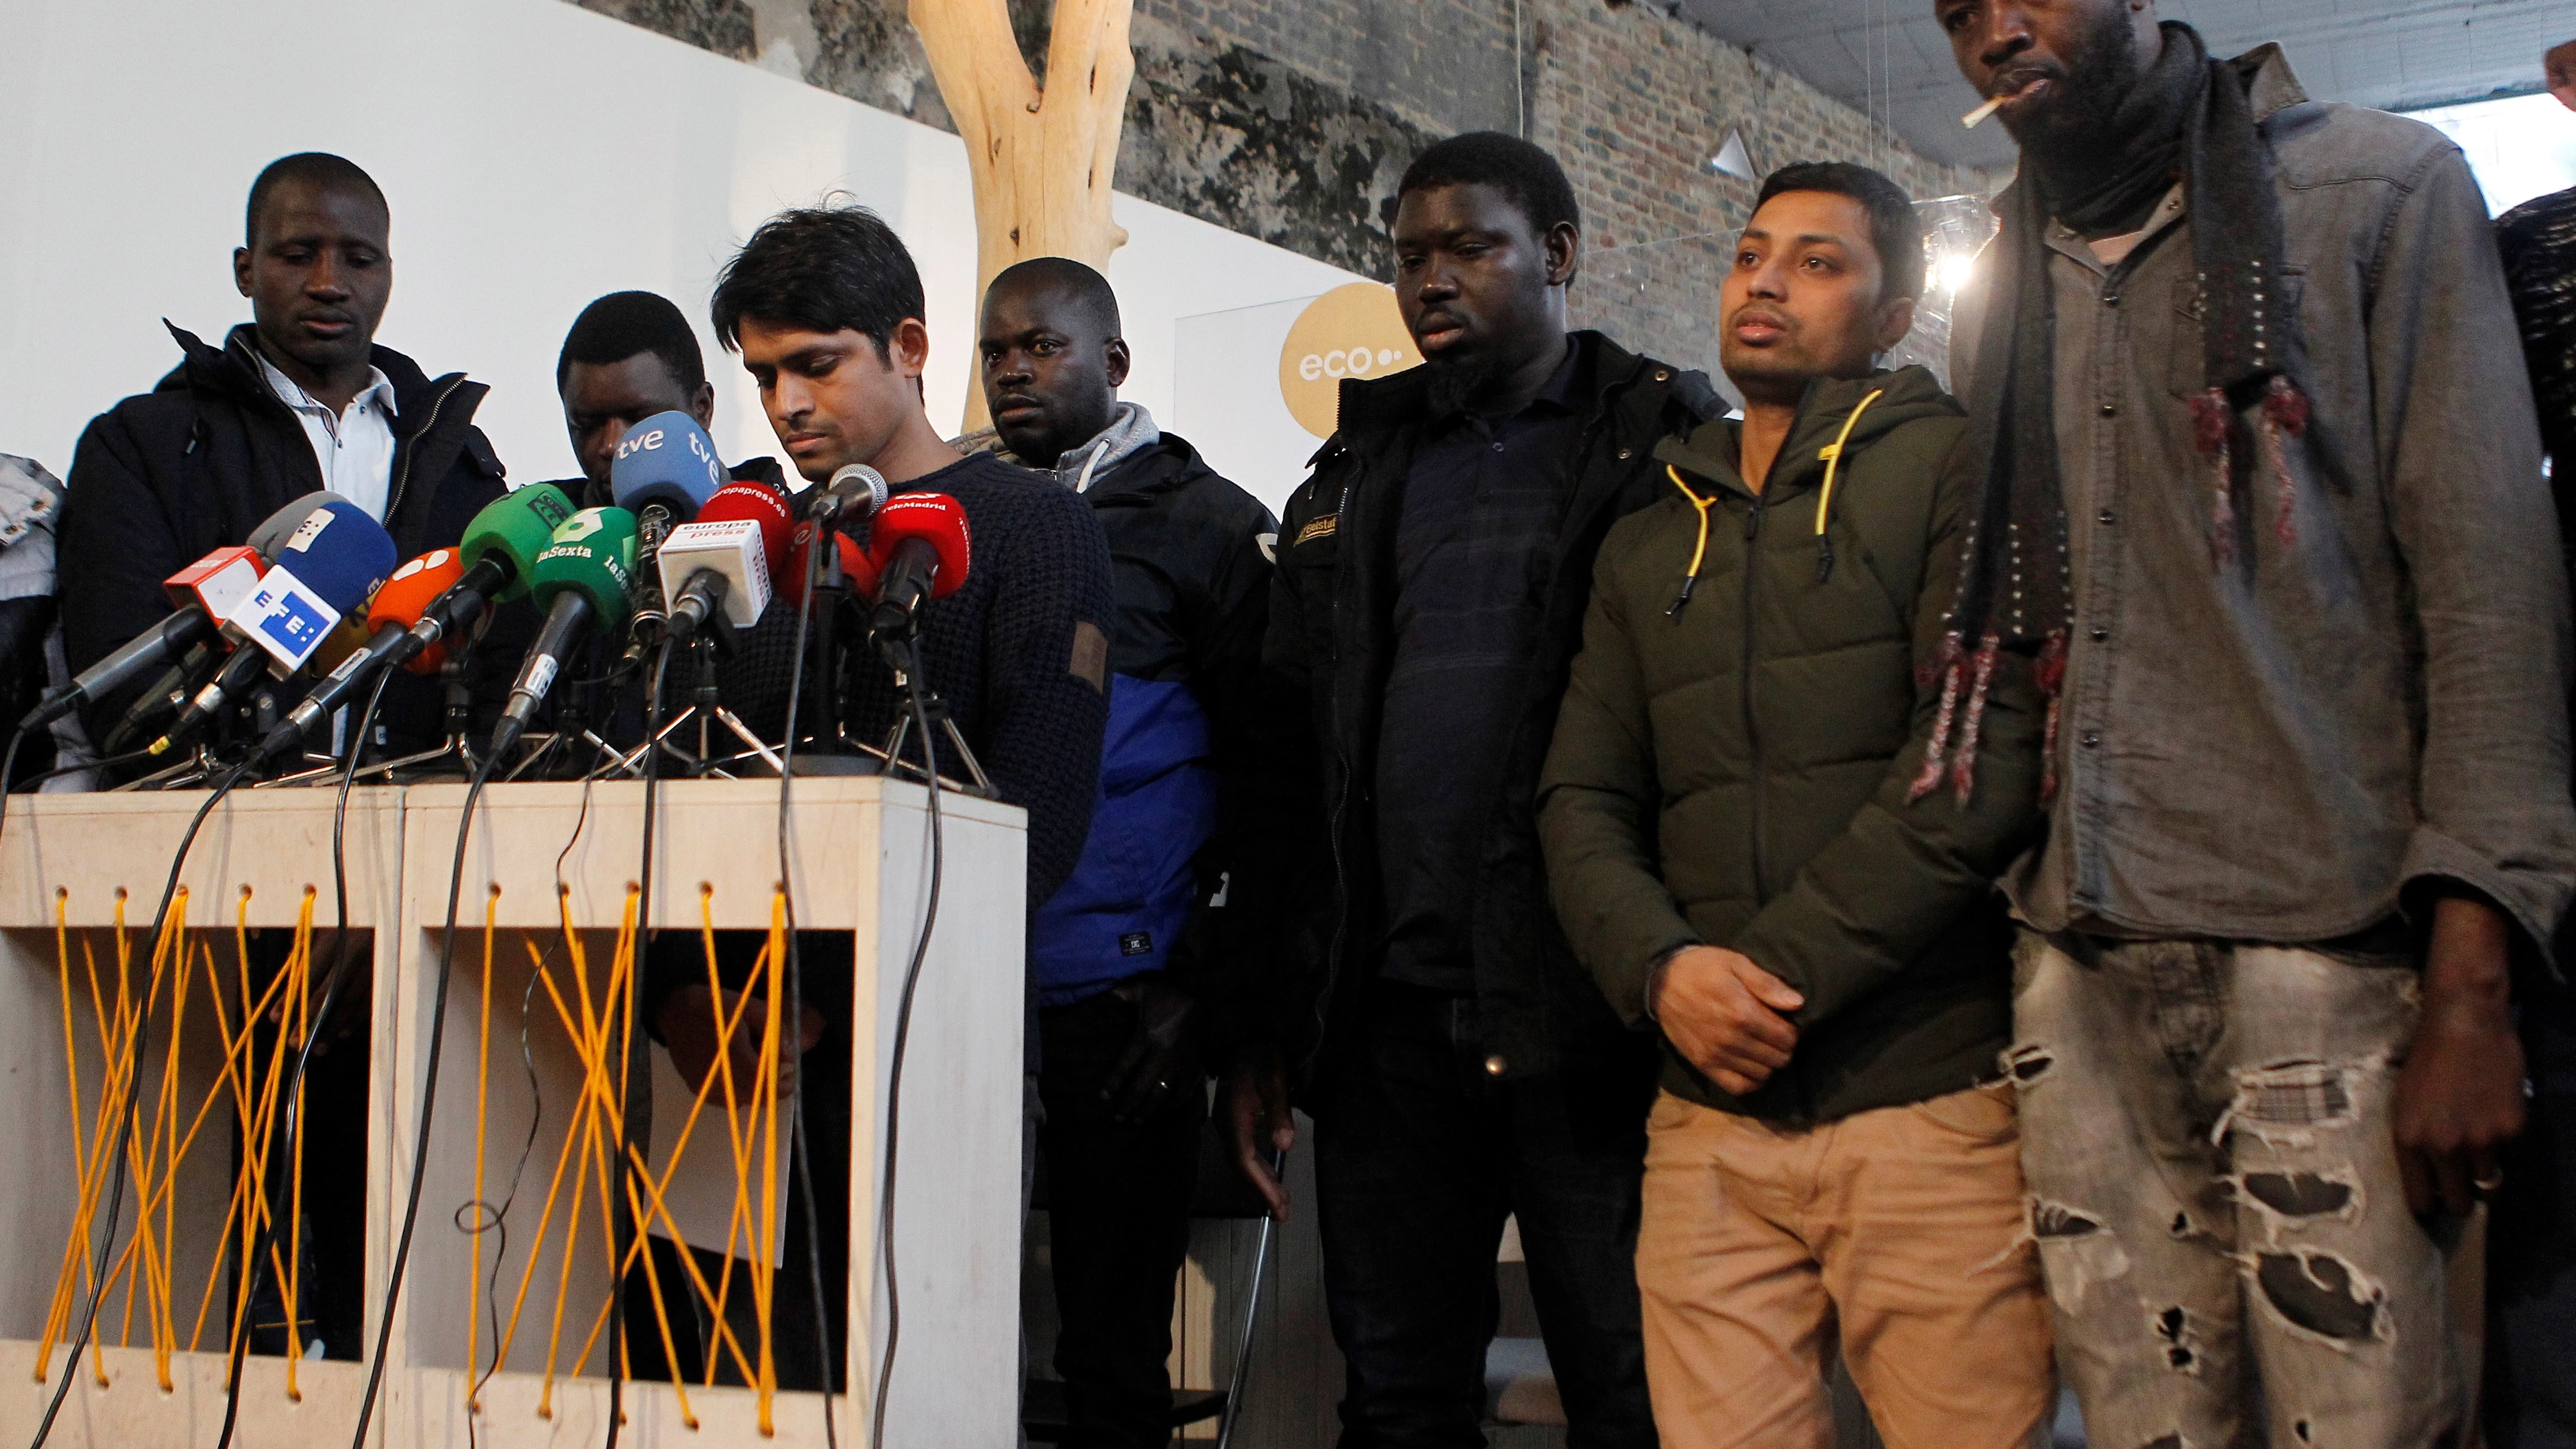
[655, 481, 792, 642]
[659, 518, 774, 638]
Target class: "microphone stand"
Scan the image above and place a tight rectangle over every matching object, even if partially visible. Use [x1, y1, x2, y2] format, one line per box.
[809, 531, 854, 755]
[113, 742, 227, 791]
[343, 646, 485, 782]
[610, 620, 786, 779]
[872, 625, 994, 799]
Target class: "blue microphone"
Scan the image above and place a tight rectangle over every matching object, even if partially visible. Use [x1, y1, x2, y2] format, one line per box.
[609, 411, 726, 526]
[609, 411, 724, 647]
[151, 498, 399, 757]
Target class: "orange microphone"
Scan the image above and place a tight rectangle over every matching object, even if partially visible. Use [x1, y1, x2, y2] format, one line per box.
[251, 549, 466, 767]
[367, 549, 469, 674]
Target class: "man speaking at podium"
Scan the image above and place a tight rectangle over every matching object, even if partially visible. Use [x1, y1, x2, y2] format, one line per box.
[648, 203, 1114, 1390]
[55, 152, 510, 764]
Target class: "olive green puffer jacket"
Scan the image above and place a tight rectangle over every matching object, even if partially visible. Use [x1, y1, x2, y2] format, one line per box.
[1536, 365, 2045, 1123]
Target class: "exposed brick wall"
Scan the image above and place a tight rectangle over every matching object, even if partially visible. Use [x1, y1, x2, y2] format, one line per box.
[569, 0, 2000, 369]
[1530, 0, 1995, 378]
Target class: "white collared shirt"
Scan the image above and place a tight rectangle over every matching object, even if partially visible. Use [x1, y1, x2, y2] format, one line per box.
[255, 349, 399, 522]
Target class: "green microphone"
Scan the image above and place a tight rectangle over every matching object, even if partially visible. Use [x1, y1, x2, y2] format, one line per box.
[381, 482, 579, 678]
[489, 506, 639, 759]
[463, 482, 577, 604]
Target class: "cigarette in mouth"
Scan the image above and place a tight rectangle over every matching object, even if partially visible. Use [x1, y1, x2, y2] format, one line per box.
[1962, 95, 2006, 128]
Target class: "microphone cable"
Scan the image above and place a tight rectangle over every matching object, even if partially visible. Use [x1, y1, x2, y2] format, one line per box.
[602, 637, 674, 1449]
[349, 738, 507, 1449]
[0, 746, 156, 840]
[208, 662, 397, 1449]
[774, 521, 840, 1446]
[870, 634, 948, 1449]
[27, 757, 254, 1449]
[0, 722, 30, 842]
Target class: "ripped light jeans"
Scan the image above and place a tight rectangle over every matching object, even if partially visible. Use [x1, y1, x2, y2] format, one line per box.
[2009, 932, 2472, 1449]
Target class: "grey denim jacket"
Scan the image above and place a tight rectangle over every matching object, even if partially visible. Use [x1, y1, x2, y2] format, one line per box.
[1956, 47, 2576, 967]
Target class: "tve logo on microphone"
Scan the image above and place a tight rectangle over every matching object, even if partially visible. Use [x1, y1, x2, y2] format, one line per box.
[615, 416, 724, 491]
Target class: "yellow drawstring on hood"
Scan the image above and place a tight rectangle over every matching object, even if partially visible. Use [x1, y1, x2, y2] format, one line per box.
[1812, 388, 1884, 582]
[1664, 464, 1717, 618]
[1664, 387, 1886, 616]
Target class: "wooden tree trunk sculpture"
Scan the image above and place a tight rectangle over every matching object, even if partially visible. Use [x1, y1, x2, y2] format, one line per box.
[909, 0, 1135, 433]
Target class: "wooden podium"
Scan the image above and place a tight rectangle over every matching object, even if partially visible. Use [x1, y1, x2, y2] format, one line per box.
[0, 777, 1026, 1448]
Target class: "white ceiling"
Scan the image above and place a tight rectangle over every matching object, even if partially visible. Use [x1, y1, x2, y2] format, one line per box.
[1673, 0, 2573, 170]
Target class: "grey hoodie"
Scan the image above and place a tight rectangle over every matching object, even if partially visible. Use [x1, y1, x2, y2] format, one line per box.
[956, 402, 1163, 493]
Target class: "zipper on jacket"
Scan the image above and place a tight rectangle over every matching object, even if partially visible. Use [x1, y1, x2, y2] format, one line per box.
[1319, 763, 1351, 1055]
[1741, 496, 1767, 901]
[385, 374, 467, 532]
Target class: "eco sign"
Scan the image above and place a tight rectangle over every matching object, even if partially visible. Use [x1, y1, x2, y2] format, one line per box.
[1276, 282, 1423, 439]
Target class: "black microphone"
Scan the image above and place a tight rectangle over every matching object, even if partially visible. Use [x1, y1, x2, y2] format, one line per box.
[101, 647, 221, 757]
[23, 610, 219, 731]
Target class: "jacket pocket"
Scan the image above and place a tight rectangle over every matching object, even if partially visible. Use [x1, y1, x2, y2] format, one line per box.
[1284, 528, 1340, 660]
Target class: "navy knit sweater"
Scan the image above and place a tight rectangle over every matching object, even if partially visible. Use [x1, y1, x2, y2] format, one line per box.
[838, 450, 1114, 908]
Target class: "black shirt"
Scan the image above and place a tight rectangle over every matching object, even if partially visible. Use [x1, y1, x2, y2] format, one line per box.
[1375, 339, 1584, 993]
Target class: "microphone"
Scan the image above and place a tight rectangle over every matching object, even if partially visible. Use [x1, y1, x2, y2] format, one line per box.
[661, 481, 792, 641]
[163, 544, 267, 622]
[150, 499, 398, 757]
[244, 490, 342, 558]
[489, 507, 641, 760]
[808, 462, 889, 529]
[609, 412, 726, 524]
[374, 549, 470, 674]
[381, 482, 578, 677]
[253, 549, 466, 766]
[21, 488, 340, 734]
[864, 492, 972, 642]
[611, 413, 725, 650]
[782, 520, 876, 607]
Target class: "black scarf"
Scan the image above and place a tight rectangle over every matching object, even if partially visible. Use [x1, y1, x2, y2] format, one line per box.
[1916, 23, 2309, 805]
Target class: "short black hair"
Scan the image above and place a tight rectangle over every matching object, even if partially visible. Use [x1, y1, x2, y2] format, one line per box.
[710, 203, 924, 359]
[557, 291, 708, 393]
[1751, 162, 1925, 303]
[245, 152, 388, 246]
[983, 257, 1122, 338]
[1396, 132, 1581, 237]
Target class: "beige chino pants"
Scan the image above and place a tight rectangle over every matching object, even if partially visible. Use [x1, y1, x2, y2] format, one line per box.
[1634, 1087, 2055, 1449]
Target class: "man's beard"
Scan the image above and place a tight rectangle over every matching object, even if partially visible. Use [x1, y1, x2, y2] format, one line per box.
[2007, 7, 2145, 175]
[1423, 346, 1509, 417]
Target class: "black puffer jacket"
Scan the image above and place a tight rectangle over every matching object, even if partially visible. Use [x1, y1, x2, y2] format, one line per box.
[1259, 331, 1719, 1085]
[58, 323, 513, 760]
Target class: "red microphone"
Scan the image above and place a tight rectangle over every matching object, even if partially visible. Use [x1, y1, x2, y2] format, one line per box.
[864, 492, 972, 641]
[781, 519, 878, 607]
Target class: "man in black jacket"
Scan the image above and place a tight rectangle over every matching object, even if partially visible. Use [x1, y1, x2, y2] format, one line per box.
[57, 152, 509, 764]
[1227, 132, 1711, 1447]
[52, 151, 507, 1361]
[969, 257, 1289, 1447]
